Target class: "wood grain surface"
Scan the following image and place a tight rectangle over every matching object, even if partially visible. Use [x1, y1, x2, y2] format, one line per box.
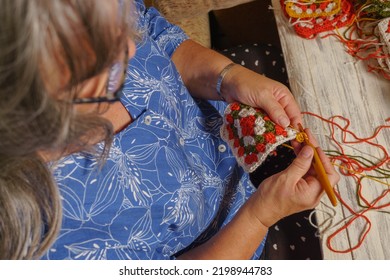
[272, 0, 390, 260]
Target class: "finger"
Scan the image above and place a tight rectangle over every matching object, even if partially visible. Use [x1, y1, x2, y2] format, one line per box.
[273, 87, 303, 127]
[282, 98, 303, 128]
[261, 96, 291, 128]
[302, 176, 324, 205]
[291, 139, 303, 156]
[285, 145, 314, 182]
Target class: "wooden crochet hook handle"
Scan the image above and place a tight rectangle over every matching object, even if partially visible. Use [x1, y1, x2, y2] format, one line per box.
[297, 124, 338, 207]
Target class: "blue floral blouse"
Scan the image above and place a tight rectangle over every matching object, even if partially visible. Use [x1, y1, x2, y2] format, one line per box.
[42, 0, 264, 260]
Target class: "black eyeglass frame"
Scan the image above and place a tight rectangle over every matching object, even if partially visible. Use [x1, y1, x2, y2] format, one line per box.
[72, 48, 129, 104]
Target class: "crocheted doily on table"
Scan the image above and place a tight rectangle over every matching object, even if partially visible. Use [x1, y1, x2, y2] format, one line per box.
[281, 0, 355, 39]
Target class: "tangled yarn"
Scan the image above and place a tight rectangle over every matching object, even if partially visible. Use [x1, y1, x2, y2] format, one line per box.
[353, 0, 390, 19]
[280, 0, 390, 79]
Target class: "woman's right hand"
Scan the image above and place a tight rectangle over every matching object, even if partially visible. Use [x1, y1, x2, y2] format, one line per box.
[247, 135, 340, 228]
[178, 131, 340, 260]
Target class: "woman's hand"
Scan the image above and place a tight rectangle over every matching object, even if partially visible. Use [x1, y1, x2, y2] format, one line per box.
[221, 65, 302, 129]
[172, 40, 301, 129]
[178, 131, 340, 260]
[247, 130, 340, 228]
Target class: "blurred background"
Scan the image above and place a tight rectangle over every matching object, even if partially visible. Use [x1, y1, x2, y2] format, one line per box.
[210, 0, 281, 50]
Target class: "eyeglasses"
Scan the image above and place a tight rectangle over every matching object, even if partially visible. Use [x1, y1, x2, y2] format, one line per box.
[72, 48, 128, 104]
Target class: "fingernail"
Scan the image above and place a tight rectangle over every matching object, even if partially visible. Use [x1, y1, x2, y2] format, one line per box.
[278, 116, 290, 128]
[301, 146, 313, 158]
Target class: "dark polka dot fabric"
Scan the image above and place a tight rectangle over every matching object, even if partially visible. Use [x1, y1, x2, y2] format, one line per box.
[220, 43, 289, 86]
[220, 44, 322, 260]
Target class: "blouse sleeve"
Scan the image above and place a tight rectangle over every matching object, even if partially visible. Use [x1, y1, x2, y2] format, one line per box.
[134, 0, 189, 57]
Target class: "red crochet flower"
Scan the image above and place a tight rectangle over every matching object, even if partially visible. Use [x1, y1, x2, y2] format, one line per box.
[264, 132, 276, 144]
[240, 115, 256, 136]
[275, 124, 288, 137]
[245, 153, 258, 165]
[256, 143, 266, 153]
[226, 114, 234, 124]
[230, 102, 241, 111]
[234, 138, 240, 148]
[238, 146, 245, 157]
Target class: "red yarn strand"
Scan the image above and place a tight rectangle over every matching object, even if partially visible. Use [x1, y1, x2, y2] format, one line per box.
[302, 112, 390, 254]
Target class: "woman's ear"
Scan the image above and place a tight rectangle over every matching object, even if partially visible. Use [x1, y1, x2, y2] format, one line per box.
[127, 38, 136, 60]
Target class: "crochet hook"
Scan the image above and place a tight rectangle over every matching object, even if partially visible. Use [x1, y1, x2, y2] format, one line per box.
[297, 124, 338, 207]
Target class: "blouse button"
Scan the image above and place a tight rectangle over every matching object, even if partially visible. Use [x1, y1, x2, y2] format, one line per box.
[218, 144, 227, 153]
[144, 115, 152, 125]
[179, 137, 185, 146]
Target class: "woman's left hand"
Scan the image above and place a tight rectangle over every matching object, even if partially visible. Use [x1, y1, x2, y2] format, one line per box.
[221, 65, 302, 128]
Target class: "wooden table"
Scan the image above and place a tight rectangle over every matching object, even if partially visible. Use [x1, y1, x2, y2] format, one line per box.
[272, 0, 390, 259]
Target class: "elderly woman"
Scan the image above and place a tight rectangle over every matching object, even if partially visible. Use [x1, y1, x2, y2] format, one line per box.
[0, 0, 339, 259]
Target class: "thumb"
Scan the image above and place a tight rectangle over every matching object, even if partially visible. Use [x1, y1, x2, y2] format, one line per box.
[286, 145, 314, 181]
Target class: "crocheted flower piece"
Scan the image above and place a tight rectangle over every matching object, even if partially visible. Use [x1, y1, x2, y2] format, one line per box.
[220, 102, 297, 173]
[285, 0, 341, 19]
[281, 0, 355, 39]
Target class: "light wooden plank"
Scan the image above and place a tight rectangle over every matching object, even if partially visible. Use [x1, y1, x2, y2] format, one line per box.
[272, 0, 390, 260]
